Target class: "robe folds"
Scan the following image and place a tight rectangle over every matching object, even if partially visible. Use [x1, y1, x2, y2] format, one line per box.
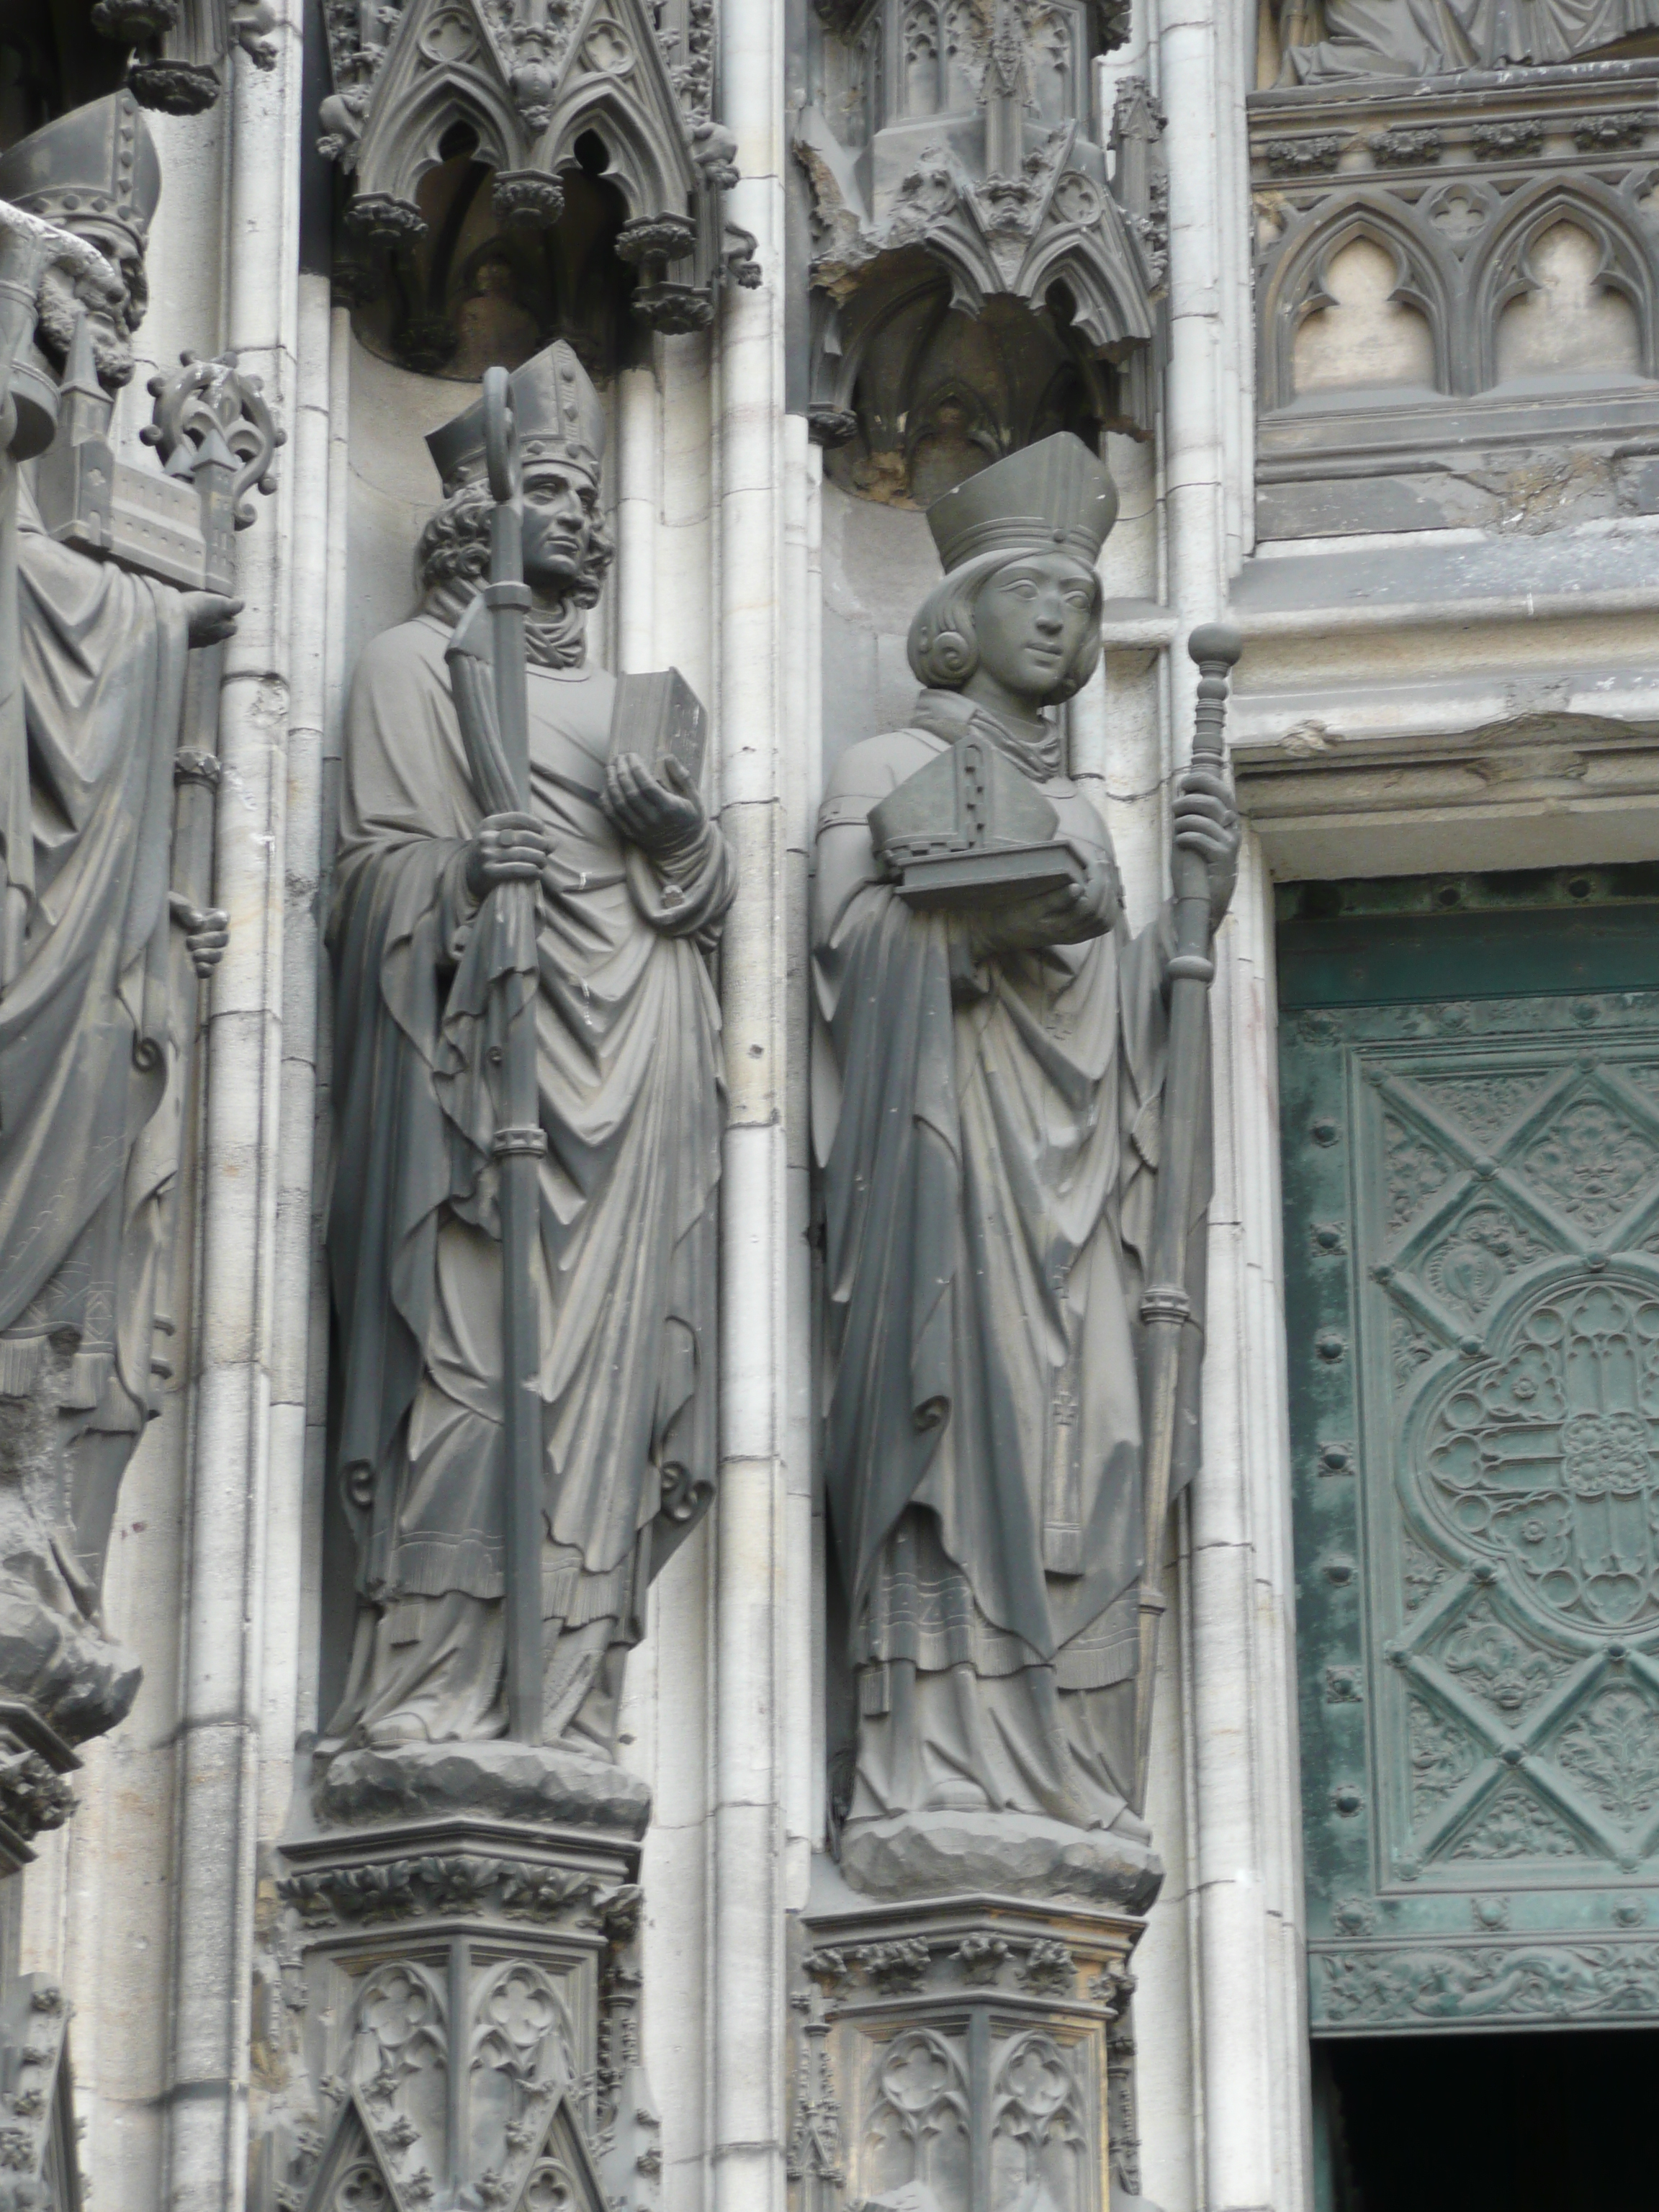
[813, 691, 1206, 1833]
[0, 493, 191, 1570]
[1279, 0, 1650, 80]
[325, 615, 732, 1753]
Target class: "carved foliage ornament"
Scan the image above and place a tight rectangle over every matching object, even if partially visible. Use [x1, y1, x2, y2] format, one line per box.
[318, 0, 755, 335]
[277, 1845, 652, 2212]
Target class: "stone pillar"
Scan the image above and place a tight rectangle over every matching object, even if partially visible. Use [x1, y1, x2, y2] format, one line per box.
[271, 1753, 660, 2212]
[795, 1890, 1143, 2212]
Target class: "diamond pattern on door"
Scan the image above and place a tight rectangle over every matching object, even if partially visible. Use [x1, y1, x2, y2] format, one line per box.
[1282, 933, 1659, 2034]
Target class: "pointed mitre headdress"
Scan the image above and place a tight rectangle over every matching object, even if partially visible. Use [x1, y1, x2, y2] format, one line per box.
[925, 431, 1118, 574]
[426, 339, 606, 496]
[0, 91, 161, 253]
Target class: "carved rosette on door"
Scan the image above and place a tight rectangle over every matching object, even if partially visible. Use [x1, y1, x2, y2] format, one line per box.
[1282, 888, 1659, 2036]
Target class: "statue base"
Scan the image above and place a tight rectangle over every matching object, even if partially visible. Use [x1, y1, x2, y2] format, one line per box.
[793, 1863, 1148, 2212]
[269, 1743, 660, 2212]
[313, 1735, 652, 1838]
[838, 1809, 1164, 1915]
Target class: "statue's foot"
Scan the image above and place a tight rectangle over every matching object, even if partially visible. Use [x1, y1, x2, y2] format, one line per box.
[314, 1735, 653, 1838]
[839, 1806, 1164, 1912]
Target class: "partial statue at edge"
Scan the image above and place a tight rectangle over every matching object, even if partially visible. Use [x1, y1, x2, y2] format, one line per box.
[1272, 0, 1659, 83]
[812, 435, 1240, 1904]
[322, 340, 732, 1816]
[0, 93, 240, 1772]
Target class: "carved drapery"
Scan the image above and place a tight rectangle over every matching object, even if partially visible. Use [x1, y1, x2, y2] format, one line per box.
[1281, 874, 1659, 2036]
[318, 0, 756, 361]
[797, 0, 1166, 490]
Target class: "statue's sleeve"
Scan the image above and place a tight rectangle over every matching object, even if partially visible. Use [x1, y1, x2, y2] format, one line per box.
[811, 737, 907, 1169]
[621, 814, 735, 944]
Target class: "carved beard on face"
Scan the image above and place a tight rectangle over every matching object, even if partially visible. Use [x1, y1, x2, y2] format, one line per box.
[34, 262, 140, 391]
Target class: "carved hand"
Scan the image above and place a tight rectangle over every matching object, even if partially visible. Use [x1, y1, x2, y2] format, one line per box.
[464, 811, 552, 902]
[170, 894, 230, 978]
[1173, 763, 1240, 931]
[179, 593, 243, 649]
[603, 752, 706, 857]
[968, 850, 1121, 960]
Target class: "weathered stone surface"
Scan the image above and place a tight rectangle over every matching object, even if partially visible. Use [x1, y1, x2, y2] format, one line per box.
[315, 1739, 654, 1838]
[839, 1810, 1164, 1913]
[0, 1576, 138, 1750]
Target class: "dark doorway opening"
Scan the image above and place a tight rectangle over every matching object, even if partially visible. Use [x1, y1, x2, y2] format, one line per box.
[1314, 2028, 1659, 2212]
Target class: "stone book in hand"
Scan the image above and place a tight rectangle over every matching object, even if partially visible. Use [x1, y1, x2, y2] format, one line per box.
[608, 666, 707, 784]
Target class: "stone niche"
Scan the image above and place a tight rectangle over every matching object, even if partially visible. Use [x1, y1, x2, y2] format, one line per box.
[0, 0, 273, 126]
[341, 128, 638, 382]
[818, 265, 1118, 508]
[796, 0, 1166, 503]
[320, 0, 759, 382]
[1250, 58, 1659, 539]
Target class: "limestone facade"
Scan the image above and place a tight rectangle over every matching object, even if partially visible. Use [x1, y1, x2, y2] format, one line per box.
[1, 1, 1657, 2211]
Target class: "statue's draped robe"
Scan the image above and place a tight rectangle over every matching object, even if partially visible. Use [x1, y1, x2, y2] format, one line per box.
[813, 693, 1205, 1835]
[326, 616, 731, 1754]
[0, 493, 190, 1589]
[1278, 0, 1650, 78]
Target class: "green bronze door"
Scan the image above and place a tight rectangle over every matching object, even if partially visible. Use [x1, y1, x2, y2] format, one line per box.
[1279, 869, 1659, 2036]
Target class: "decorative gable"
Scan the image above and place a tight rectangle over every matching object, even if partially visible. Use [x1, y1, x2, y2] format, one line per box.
[320, 0, 755, 340]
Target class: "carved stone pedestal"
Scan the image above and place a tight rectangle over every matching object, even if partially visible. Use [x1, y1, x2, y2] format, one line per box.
[794, 1887, 1144, 2212]
[272, 1751, 660, 2212]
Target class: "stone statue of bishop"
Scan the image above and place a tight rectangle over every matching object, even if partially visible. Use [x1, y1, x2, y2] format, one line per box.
[323, 342, 733, 1796]
[813, 434, 1239, 1902]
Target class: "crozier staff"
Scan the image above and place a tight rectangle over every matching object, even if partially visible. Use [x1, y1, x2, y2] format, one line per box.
[812, 435, 1239, 1871]
[325, 342, 733, 1758]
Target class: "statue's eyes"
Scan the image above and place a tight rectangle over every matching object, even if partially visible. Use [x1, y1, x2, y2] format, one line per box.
[1064, 589, 1090, 608]
[1006, 580, 1039, 600]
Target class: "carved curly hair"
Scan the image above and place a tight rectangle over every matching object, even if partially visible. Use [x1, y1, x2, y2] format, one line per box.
[907, 547, 1102, 704]
[415, 476, 617, 602]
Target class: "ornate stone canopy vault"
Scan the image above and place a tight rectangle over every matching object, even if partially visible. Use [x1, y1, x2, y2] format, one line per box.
[321, 0, 759, 359]
[797, 0, 1166, 489]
